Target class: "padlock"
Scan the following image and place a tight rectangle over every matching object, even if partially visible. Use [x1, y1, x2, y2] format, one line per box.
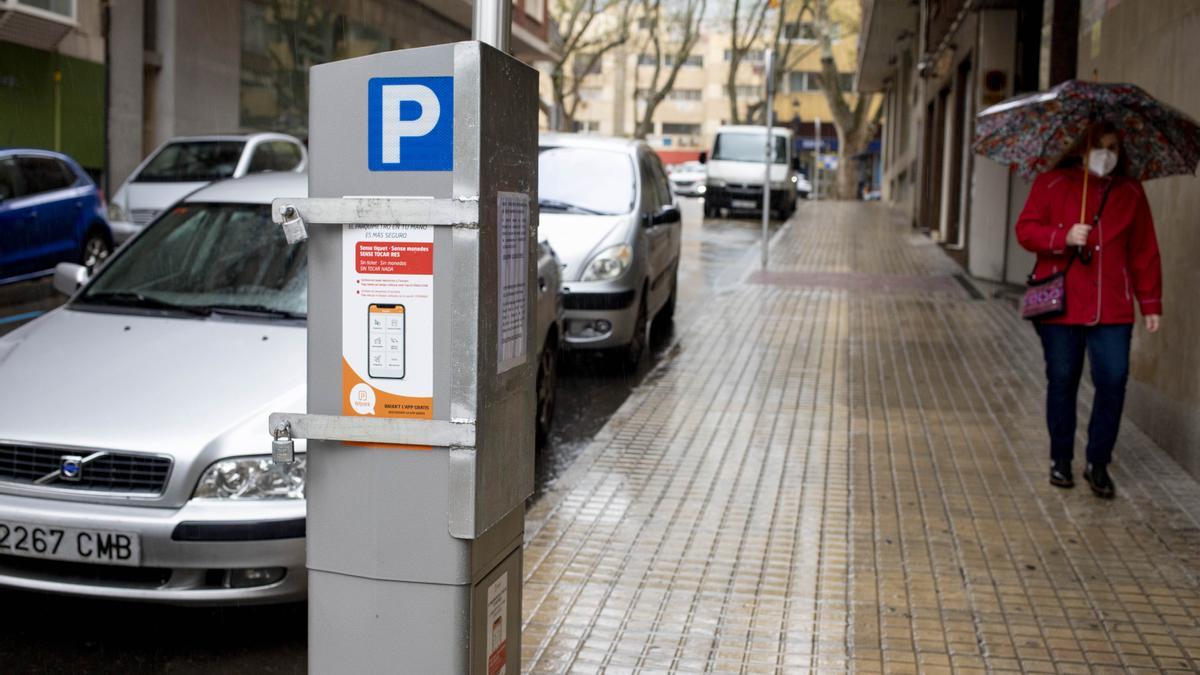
[279, 205, 308, 244]
[272, 422, 295, 464]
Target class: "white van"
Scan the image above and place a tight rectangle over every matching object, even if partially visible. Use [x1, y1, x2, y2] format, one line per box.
[702, 125, 798, 219]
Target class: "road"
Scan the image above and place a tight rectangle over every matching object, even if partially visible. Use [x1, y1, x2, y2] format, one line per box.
[0, 197, 788, 672]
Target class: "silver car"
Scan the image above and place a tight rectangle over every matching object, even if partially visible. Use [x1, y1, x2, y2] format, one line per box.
[0, 172, 310, 604]
[107, 133, 308, 244]
[0, 171, 564, 605]
[537, 133, 682, 366]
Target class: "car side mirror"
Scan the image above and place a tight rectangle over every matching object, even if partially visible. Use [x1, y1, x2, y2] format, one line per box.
[698, 152, 708, 165]
[53, 262, 89, 296]
[645, 205, 681, 227]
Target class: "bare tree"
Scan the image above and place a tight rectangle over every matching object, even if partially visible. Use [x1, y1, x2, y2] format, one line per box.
[812, 0, 879, 198]
[723, 0, 771, 124]
[544, 0, 635, 131]
[631, 0, 707, 139]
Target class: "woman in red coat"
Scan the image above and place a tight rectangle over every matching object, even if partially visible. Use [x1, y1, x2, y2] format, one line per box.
[1015, 120, 1163, 498]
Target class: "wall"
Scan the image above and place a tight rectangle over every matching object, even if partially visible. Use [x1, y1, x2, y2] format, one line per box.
[107, 0, 145, 190]
[0, 41, 105, 171]
[1077, 0, 1200, 477]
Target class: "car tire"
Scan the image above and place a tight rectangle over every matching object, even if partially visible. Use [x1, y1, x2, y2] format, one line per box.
[703, 199, 716, 218]
[659, 267, 678, 323]
[535, 331, 558, 448]
[621, 290, 648, 372]
[81, 230, 112, 269]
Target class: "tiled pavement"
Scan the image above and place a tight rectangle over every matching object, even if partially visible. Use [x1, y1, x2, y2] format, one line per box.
[520, 202, 1200, 674]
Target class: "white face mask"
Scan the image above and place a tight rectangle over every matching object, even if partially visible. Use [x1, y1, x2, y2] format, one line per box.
[1088, 148, 1118, 177]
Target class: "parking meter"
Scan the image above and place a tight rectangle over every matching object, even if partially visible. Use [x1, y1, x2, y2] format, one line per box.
[268, 41, 537, 673]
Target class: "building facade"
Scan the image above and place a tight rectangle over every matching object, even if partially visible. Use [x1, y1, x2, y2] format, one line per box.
[559, 0, 864, 172]
[858, 0, 1200, 479]
[0, 0, 106, 178]
[104, 0, 553, 193]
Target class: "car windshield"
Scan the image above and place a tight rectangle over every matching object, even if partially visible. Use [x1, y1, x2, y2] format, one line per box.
[712, 133, 788, 164]
[78, 203, 306, 317]
[136, 141, 246, 182]
[538, 146, 635, 215]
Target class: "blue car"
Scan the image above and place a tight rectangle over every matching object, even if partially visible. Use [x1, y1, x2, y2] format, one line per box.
[0, 149, 112, 284]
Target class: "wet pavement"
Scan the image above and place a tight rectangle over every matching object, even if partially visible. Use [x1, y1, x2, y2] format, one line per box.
[0, 277, 60, 337]
[535, 198, 782, 499]
[521, 201, 1200, 673]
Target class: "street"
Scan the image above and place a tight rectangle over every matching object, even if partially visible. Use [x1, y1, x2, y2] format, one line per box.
[0, 198, 785, 673]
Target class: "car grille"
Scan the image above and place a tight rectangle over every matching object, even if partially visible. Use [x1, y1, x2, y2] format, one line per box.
[0, 554, 171, 589]
[0, 444, 171, 495]
[130, 208, 159, 225]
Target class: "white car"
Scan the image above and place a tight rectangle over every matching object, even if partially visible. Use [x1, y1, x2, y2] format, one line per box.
[667, 161, 707, 197]
[107, 133, 307, 243]
[703, 124, 798, 219]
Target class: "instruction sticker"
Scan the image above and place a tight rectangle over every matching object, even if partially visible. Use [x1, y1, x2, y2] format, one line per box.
[496, 192, 528, 374]
[486, 573, 508, 675]
[342, 223, 434, 420]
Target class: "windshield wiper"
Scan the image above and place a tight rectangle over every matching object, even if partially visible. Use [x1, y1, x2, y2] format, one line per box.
[203, 304, 306, 320]
[80, 291, 212, 316]
[538, 198, 606, 215]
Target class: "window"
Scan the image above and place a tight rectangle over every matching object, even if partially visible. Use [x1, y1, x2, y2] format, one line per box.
[661, 123, 701, 135]
[539, 146, 635, 214]
[788, 71, 822, 92]
[249, 141, 303, 173]
[839, 73, 854, 91]
[669, 89, 701, 101]
[735, 85, 761, 98]
[724, 49, 764, 63]
[571, 120, 600, 133]
[713, 132, 788, 164]
[81, 203, 308, 317]
[136, 141, 246, 182]
[0, 157, 22, 201]
[16, 0, 75, 21]
[573, 54, 602, 76]
[682, 54, 703, 67]
[637, 54, 657, 66]
[526, 0, 545, 23]
[17, 157, 74, 195]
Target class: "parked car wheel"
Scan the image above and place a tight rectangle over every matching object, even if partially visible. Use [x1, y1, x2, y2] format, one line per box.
[659, 269, 678, 323]
[535, 330, 558, 447]
[81, 230, 112, 269]
[621, 291, 648, 371]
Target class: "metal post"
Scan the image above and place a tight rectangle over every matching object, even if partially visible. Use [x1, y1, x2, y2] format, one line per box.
[814, 117, 822, 201]
[761, 49, 774, 270]
[473, 0, 511, 53]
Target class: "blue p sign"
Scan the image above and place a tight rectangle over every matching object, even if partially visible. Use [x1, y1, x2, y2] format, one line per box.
[368, 76, 453, 172]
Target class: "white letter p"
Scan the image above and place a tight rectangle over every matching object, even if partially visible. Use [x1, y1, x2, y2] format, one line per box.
[381, 84, 441, 164]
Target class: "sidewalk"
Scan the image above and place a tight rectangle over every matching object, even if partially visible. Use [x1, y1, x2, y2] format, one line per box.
[520, 202, 1200, 674]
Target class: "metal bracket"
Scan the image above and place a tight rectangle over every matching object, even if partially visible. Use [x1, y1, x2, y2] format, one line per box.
[267, 412, 476, 448]
[270, 197, 479, 229]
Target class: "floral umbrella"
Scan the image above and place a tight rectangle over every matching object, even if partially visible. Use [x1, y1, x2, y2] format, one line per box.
[973, 79, 1200, 180]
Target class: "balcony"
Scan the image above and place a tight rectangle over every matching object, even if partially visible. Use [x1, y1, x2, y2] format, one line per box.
[0, 0, 76, 51]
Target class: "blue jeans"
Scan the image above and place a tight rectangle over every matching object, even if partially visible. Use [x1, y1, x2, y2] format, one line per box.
[1035, 323, 1132, 466]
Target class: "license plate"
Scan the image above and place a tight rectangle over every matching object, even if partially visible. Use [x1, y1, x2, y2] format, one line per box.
[0, 520, 141, 567]
[731, 199, 757, 209]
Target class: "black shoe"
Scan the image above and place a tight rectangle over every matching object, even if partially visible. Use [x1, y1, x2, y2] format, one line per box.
[1084, 463, 1115, 499]
[1050, 460, 1074, 488]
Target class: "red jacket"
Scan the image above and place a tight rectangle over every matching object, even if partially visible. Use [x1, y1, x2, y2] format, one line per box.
[1016, 168, 1163, 325]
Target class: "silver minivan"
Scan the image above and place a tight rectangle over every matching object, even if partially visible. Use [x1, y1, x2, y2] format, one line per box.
[537, 133, 682, 367]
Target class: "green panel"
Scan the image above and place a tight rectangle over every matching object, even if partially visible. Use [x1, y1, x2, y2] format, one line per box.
[0, 41, 105, 171]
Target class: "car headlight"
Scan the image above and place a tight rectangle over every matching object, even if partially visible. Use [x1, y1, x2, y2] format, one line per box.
[107, 201, 127, 222]
[790, 175, 799, 183]
[582, 244, 632, 281]
[193, 455, 306, 500]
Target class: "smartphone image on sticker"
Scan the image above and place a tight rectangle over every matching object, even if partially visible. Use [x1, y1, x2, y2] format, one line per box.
[368, 303, 405, 379]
